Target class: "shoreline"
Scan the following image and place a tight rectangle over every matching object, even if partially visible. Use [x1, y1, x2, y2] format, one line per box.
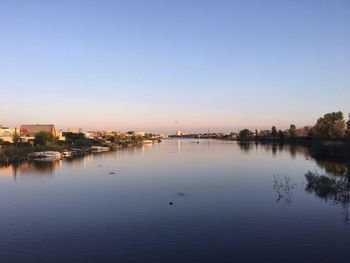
[2, 138, 349, 166]
[0, 140, 158, 165]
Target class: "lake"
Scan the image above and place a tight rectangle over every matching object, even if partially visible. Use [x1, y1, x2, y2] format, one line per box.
[1, 139, 350, 263]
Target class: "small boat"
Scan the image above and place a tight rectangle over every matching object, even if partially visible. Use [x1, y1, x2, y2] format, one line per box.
[91, 146, 110, 152]
[143, 140, 154, 144]
[62, 151, 72, 158]
[28, 151, 62, 161]
[71, 148, 85, 156]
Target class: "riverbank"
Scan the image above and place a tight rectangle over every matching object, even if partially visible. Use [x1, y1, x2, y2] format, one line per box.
[0, 140, 159, 165]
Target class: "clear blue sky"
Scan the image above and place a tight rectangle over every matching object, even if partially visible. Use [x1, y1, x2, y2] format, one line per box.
[1, 0, 349, 133]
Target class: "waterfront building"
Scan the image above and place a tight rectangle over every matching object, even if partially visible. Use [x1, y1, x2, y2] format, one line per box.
[20, 124, 57, 137]
[0, 127, 19, 143]
[20, 124, 65, 142]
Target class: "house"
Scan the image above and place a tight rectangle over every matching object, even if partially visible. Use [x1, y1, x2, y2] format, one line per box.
[0, 127, 19, 143]
[20, 124, 57, 137]
[20, 124, 65, 142]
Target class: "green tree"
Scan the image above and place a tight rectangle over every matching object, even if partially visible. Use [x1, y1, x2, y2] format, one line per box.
[238, 129, 254, 141]
[34, 131, 55, 146]
[12, 132, 20, 146]
[289, 124, 296, 138]
[312, 111, 345, 140]
[278, 130, 284, 140]
[271, 126, 277, 138]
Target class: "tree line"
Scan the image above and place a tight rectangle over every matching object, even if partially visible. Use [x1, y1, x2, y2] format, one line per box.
[238, 111, 350, 142]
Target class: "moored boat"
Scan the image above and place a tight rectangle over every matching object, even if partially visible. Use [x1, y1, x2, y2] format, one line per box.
[62, 150, 72, 158]
[91, 146, 110, 152]
[28, 151, 62, 161]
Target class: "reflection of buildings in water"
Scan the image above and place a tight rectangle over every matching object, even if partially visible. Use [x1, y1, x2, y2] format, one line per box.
[0, 160, 62, 178]
[315, 160, 348, 177]
[18, 160, 61, 175]
[177, 139, 181, 153]
[0, 165, 15, 177]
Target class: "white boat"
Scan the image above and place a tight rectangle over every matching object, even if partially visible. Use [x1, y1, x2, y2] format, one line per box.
[91, 146, 110, 152]
[62, 151, 72, 158]
[29, 151, 62, 161]
[143, 140, 154, 144]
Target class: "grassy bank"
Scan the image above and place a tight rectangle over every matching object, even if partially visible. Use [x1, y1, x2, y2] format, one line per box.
[0, 145, 69, 163]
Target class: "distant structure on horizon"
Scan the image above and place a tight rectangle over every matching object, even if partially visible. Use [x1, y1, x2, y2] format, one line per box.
[68, 127, 83, 134]
[176, 130, 182, 136]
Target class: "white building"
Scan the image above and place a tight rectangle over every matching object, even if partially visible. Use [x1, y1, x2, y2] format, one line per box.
[84, 132, 95, 139]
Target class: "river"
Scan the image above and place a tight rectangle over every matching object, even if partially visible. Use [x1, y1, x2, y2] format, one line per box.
[1, 139, 349, 263]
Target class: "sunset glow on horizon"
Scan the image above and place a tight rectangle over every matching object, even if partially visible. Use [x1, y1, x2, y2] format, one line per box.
[1, 0, 349, 133]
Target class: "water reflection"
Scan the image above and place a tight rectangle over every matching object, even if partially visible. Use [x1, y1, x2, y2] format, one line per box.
[237, 141, 350, 177]
[273, 175, 296, 204]
[1, 141, 349, 181]
[0, 160, 62, 178]
[1, 139, 350, 262]
[237, 141, 254, 153]
[305, 171, 350, 224]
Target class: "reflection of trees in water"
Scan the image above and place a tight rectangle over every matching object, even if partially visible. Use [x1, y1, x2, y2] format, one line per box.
[11, 160, 60, 178]
[273, 175, 296, 204]
[30, 161, 57, 173]
[64, 156, 85, 166]
[238, 142, 254, 153]
[271, 143, 277, 156]
[239, 141, 283, 155]
[307, 143, 350, 177]
[238, 141, 350, 177]
[305, 171, 350, 224]
[315, 161, 348, 177]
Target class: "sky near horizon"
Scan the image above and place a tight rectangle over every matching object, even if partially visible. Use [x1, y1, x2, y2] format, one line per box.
[1, 0, 349, 133]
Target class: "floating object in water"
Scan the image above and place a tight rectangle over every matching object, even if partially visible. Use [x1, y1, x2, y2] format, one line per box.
[108, 172, 116, 175]
[28, 151, 61, 161]
[62, 151, 72, 158]
[197, 141, 200, 144]
[91, 146, 110, 152]
[176, 192, 187, 197]
[169, 202, 173, 205]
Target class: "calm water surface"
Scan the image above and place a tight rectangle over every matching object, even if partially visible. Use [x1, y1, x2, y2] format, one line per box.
[1, 139, 350, 263]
